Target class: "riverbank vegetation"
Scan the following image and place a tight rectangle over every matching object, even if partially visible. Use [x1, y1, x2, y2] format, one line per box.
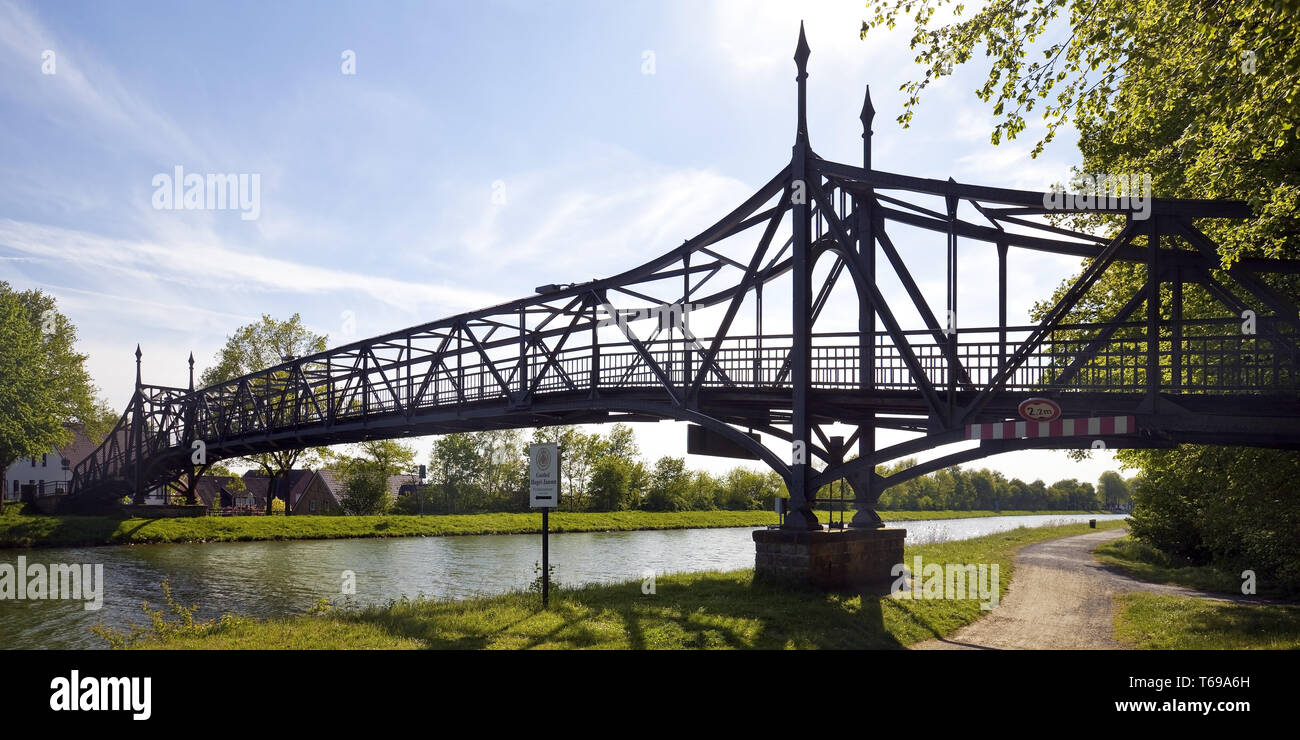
[1099, 535, 1300, 648]
[374, 426, 1131, 515]
[1095, 536, 1258, 596]
[109, 520, 1126, 649]
[0, 507, 1111, 549]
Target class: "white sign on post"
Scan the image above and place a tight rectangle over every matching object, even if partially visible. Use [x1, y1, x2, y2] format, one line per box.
[529, 443, 559, 508]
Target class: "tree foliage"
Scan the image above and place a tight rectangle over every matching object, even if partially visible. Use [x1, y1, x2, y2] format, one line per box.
[0, 283, 111, 511]
[198, 313, 330, 510]
[863, 0, 1300, 262]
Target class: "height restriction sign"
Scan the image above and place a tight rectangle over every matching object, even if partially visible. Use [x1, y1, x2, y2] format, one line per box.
[529, 443, 559, 508]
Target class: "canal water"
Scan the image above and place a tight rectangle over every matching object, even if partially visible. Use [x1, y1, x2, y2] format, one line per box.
[0, 513, 1126, 649]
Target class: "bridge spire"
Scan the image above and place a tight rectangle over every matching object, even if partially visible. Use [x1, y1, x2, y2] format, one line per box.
[860, 84, 874, 169]
[785, 21, 818, 530]
[188, 352, 195, 391]
[794, 21, 810, 145]
[134, 344, 142, 389]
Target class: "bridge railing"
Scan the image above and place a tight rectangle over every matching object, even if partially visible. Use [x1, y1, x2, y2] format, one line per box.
[70, 314, 1297, 501]
[185, 319, 1297, 438]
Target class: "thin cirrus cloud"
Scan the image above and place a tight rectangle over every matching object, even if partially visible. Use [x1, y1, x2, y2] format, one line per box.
[0, 0, 202, 164]
[0, 218, 502, 316]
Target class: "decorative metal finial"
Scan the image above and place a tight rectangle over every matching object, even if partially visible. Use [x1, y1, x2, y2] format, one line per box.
[135, 344, 142, 387]
[794, 22, 811, 143]
[794, 22, 810, 74]
[188, 352, 195, 390]
[861, 84, 875, 170]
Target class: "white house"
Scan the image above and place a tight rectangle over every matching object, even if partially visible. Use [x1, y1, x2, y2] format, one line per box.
[3, 425, 97, 501]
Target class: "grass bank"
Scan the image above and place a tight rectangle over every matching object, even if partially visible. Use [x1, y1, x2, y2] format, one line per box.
[1113, 593, 1300, 649]
[1094, 535, 1294, 598]
[115, 520, 1126, 649]
[1097, 534, 1300, 649]
[0, 508, 1111, 549]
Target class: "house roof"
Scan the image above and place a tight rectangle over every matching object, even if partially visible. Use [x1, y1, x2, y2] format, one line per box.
[56, 424, 97, 467]
[241, 470, 332, 508]
[386, 474, 418, 501]
[192, 476, 243, 508]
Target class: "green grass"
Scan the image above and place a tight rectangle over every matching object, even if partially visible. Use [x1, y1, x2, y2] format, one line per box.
[122, 520, 1126, 650]
[829, 508, 1109, 522]
[1113, 593, 1300, 649]
[1094, 536, 1257, 596]
[0, 508, 1112, 549]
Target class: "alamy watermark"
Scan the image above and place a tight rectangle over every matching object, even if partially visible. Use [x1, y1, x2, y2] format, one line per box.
[50, 670, 151, 720]
[1043, 172, 1152, 221]
[0, 556, 104, 610]
[891, 555, 1000, 610]
[152, 166, 261, 220]
[596, 301, 698, 334]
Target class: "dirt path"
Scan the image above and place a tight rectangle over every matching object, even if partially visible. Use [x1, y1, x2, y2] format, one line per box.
[911, 528, 1248, 650]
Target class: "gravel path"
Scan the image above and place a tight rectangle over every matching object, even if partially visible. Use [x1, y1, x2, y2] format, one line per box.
[911, 528, 1250, 650]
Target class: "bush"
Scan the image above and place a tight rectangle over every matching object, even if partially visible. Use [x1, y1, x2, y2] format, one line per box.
[340, 465, 390, 516]
[1124, 446, 1300, 595]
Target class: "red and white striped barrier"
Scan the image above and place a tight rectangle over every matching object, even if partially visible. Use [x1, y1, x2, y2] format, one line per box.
[966, 415, 1137, 441]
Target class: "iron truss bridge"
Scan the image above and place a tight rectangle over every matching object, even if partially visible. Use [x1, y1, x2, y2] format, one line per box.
[70, 27, 1300, 528]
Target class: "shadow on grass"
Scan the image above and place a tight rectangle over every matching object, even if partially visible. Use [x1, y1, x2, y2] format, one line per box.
[0, 512, 151, 548]
[335, 572, 906, 650]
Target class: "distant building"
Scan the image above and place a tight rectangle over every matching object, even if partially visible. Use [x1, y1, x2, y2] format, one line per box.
[241, 470, 344, 514]
[386, 474, 419, 503]
[3, 424, 97, 501]
[192, 476, 256, 510]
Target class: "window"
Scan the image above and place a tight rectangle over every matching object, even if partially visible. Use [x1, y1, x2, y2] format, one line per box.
[30, 458, 36, 467]
[11, 480, 16, 496]
[42, 454, 48, 467]
[62, 459, 70, 470]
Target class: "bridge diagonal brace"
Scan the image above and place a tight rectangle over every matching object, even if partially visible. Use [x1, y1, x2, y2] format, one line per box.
[1049, 280, 1151, 390]
[808, 178, 948, 423]
[1176, 220, 1300, 332]
[365, 348, 406, 416]
[875, 222, 975, 389]
[526, 305, 589, 400]
[595, 289, 681, 406]
[960, 221, 1139, 424]
[689, 198, 789, 398]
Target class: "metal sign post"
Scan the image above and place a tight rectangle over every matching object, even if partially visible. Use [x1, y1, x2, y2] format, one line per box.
[529, 443, 559, 608]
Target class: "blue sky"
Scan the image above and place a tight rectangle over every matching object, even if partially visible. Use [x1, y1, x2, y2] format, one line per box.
[0, 0, 1128, 485]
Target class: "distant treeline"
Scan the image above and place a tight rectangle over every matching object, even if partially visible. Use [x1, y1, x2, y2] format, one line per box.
[380, 425, 1131, 515]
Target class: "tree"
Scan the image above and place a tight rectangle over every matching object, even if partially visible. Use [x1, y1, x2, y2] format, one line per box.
[643, 456, 691, 511]
[0, 283, 108, 513]
[587, 455, 645, 511]
[476, 429, 525, 510]
[340, 465, 389, 516]
[861, 0, 1298, 264]
[430, 433, 482, 513]
[353, 440, 417, 477]
[1097, 470, 1131, 509]
[718, 468, 782, 511]
[198, 313, 328, 514]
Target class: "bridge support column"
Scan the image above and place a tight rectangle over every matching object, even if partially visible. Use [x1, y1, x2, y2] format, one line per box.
[848, 467, 885, 529]
[783, 25, 819, 531]
[754, 527, 905, 591]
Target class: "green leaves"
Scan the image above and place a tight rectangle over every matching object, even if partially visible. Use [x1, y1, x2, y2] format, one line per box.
[0, 283, 103, 479]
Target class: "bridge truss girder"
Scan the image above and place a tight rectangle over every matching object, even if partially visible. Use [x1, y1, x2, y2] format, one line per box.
[69, 26, 1300, 528]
